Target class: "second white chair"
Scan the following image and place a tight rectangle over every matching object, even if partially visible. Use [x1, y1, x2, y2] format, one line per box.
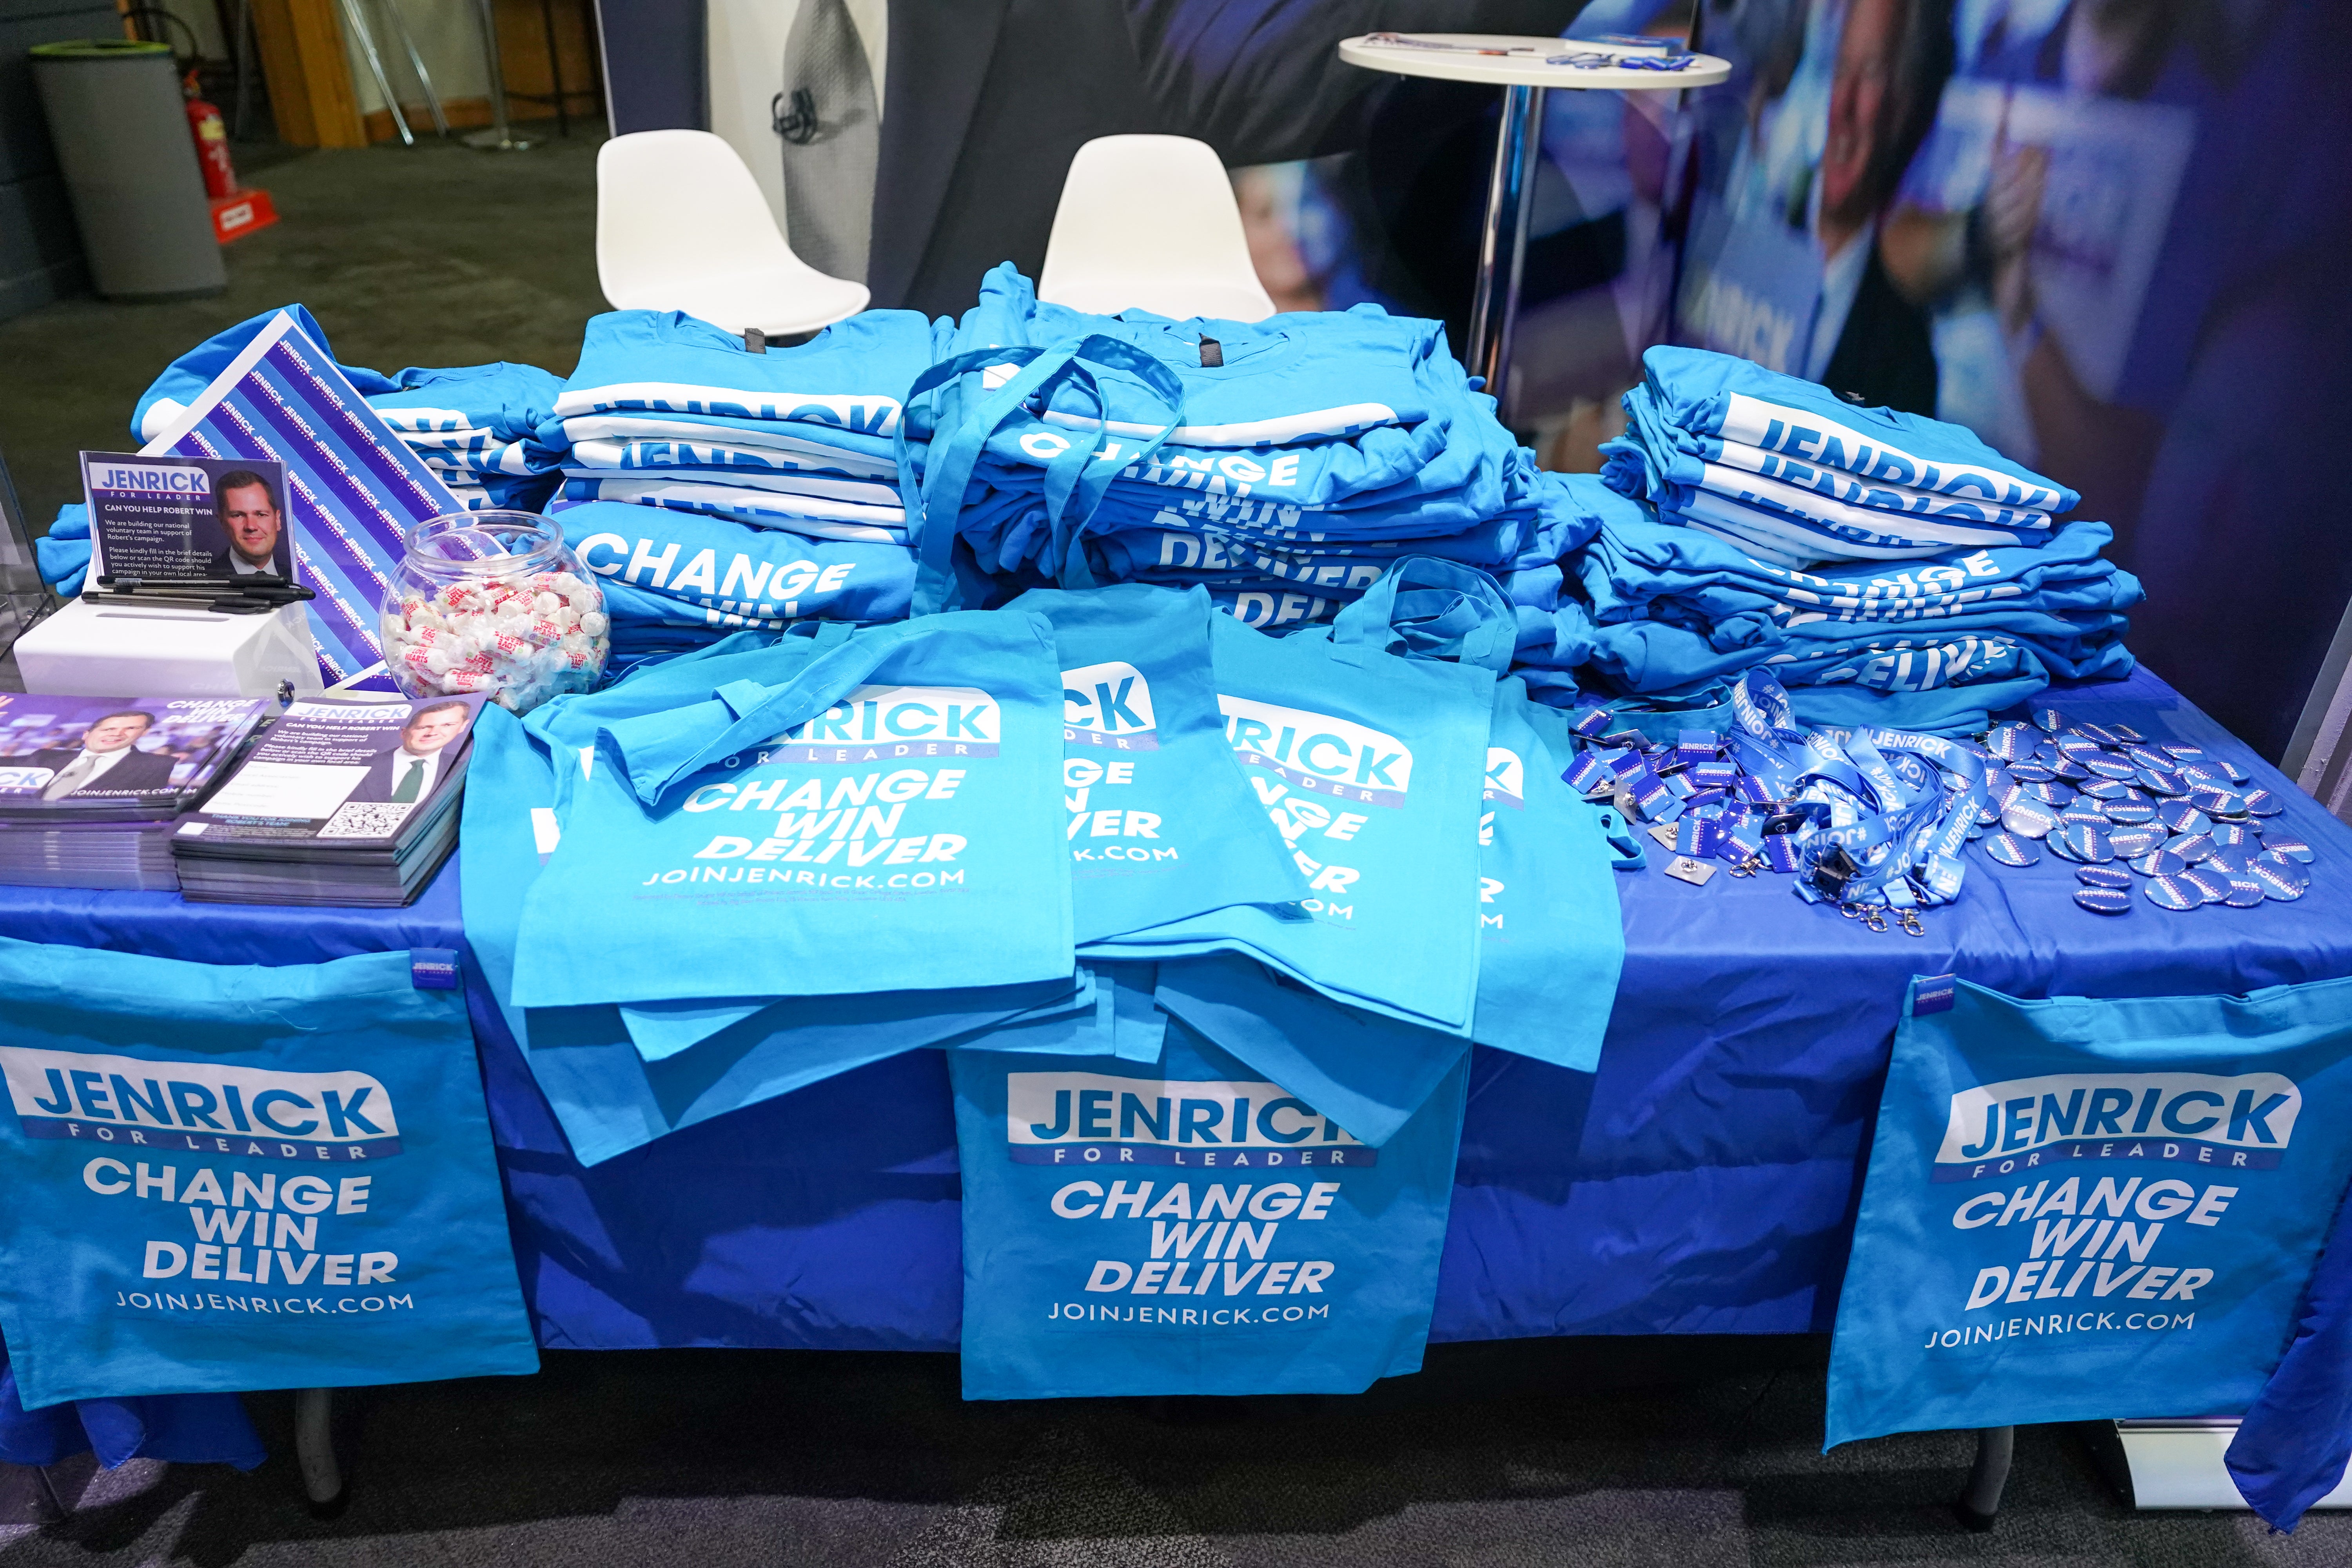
[1039, 135, 1279, 323]
[595, 129, 869, 336]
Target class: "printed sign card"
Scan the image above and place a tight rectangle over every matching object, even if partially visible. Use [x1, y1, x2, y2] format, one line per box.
[79, 453, 294, 582]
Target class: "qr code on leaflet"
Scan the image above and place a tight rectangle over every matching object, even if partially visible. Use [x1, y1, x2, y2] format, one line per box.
[320, 801, 417, 838]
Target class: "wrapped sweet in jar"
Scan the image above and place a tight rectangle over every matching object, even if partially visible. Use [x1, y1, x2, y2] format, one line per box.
[379, 510, 608, 715]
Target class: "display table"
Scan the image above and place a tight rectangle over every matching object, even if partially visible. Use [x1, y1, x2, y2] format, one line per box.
[4, 666, 2347, 1365]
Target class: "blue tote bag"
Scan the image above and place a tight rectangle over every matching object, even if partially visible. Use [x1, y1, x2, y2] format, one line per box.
[512, 610, 1073, 1011]
[1085, 567, 1496, 1036]
[1016, 582, 1305, 942]
[465, 706, 1086, 1165]
[0, 938, 537, 1408]
[1827, 974, 2352, 1448]
[949, 1016, 1468, 1399]
[1151, 569, 1624, 1144]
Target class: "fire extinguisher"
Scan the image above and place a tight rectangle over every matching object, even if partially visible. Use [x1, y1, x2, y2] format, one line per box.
[185, 72, 236, 200]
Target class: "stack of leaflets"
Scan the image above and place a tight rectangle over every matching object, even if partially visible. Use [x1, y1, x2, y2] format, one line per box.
[172, 694, 485, 906]
[0, 695, 267, 891]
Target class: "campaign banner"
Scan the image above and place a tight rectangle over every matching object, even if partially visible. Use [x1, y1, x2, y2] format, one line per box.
[950, 1020, 1468, 1399]
[1826, 974, 2352, 1449]
[0, 938, 537, 1408]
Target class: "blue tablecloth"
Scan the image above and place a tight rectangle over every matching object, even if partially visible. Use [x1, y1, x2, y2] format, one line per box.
[7, 667, 2352, 1474]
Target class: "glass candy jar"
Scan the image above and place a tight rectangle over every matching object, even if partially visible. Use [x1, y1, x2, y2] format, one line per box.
[379, 511, 608, 715]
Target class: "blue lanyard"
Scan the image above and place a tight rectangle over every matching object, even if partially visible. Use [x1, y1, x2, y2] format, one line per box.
[1565, 670, 1985, 930]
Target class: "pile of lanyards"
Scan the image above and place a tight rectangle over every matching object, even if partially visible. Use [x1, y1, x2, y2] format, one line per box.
[1557, 672, 2318, 931]
[1562, 672, 1984, 934]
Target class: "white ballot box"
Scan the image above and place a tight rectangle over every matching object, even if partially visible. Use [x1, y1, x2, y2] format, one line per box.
[15, 598, 321, 699]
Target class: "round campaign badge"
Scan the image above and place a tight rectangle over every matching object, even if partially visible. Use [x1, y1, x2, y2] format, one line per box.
[1985, 723, 2034, 762]
[2060, 801, 2110, 828]
[2106, 826, 2165, 858]
[2162, 743, 2205, 760]
[2209, 821, 2250, 850]
[2077, 864, 2133, 890]
[2158, 802, 2210, 835]
[2203, 850, 2246, 876]
[2177, 761, 2229, 787]
[1982, 763, 2014, 796]
[2137, 768, 2187, 797]
[2164, 832, 2217, 864]
[2182, 868, 2233, 903]
[2052, 758, 2095, 783]
[2256, 848, 2312, 881]
[2081, 757, 2137, 781]
[2125, 745, 2173, 771]
[2107, 724, 2146, 743]
[1975, 800, 2005, 828]
[2189, 786, 2245, 817]
[2080, 723, 2125, 747]
[2002, 800, 2060, 840]
[2033, 708, 2065, 733]
[2265, 836, 2316, 864]
[2074, 885, 2132, 915]
[1984, 831, 2041, 867]
[2241, 789, 2285, 817]
[2145, 876, 2205, 911]
[2025, 780, 2077, 806]
[2083, 778, 2132, 801]
[2223, 876, 2268, 909]
[2057, 733, 2106, 760]
[2250, 860, 2308, 901]
[2010, 761, 2056, 783]
[2103, 799, 2157, 826]
[2057, 824, 2115, 864]
[2131, 849, 2189, 878]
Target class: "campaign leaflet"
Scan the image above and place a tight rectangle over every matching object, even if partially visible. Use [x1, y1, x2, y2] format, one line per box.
[179, 695, 484, 849]
[174, 696, 485, 906]
[0, 693, 266, 818]
[80, 452, 294, 583]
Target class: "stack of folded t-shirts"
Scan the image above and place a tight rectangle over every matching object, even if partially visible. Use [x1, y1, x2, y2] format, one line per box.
[915, 265, 1592, 652]
[1601, 344, 2074, 568]
[367, 361, 568, 513]
[1554, 356, 2141, 730]
[538, 309, 946, 661]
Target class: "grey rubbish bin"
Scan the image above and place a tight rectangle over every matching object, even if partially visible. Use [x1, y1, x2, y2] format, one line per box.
[31, 39, 226, 300]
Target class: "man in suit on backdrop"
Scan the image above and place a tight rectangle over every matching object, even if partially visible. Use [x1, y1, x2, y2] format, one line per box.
[599, 0, 1588, 319]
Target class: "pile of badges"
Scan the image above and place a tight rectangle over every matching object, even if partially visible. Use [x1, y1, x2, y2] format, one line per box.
[1969, 709, 2312, 915]
[1560, 670, 1986, 934]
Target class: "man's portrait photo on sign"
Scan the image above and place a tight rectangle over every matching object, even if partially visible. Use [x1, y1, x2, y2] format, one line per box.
[205, 468, 291, 578]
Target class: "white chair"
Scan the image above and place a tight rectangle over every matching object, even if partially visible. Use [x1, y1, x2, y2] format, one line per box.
[1039, 135, 1279, 322]
[595, 129, 869, 336]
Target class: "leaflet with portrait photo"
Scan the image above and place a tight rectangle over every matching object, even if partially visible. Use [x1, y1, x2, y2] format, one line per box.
[0, 693, 267, 819]
[179, 695, 485, 849]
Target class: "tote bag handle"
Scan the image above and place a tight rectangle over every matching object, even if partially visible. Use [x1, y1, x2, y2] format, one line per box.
[899, 338, 1186, 613]
[1330, 557, 1517, 675]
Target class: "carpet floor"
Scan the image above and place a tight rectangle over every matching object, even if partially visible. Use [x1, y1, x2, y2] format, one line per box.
[0, 123, 608, 536]
[3, 1338, 2346, 1566]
